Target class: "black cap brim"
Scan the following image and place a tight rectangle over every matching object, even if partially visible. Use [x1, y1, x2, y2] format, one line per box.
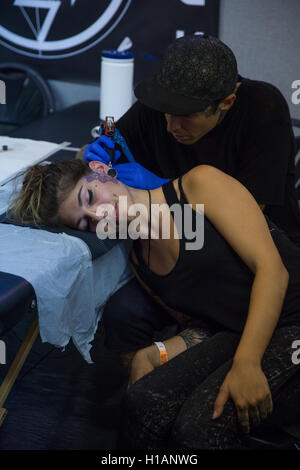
[134, 75, 211, 116]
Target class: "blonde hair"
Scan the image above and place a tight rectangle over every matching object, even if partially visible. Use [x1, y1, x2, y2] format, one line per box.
[7, 159, 91, 226]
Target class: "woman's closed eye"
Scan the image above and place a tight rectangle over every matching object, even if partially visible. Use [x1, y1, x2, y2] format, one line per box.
[88, 189, 93, 205]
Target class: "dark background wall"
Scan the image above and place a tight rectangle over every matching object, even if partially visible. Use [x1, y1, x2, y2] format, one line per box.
[0, 0, 299, 122]
[219, 0, 300, 128]
[45, 0, 300, 126]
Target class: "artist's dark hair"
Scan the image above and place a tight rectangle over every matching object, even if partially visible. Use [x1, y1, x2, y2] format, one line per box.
[7, 159, 92, 226]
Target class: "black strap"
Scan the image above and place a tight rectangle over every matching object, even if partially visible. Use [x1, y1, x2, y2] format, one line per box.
[162, 179, 181, 207]
[178, 176, 189, 205]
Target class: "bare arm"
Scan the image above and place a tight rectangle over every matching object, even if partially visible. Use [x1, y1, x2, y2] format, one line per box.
[184, 165, 289, 431]
[128, 329, 208, 386]
[184, 165, 289, 365]
[127, 259, 210, 379]
[129, 169, 282, 391]
[140, 327, 210, 366]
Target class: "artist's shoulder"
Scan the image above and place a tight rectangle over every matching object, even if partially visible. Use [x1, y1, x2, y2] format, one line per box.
[241, 76, 286, 101]
[239, 76, 290, 119]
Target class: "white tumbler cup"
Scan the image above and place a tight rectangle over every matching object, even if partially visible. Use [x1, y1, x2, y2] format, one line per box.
[100, 50, 134, 122]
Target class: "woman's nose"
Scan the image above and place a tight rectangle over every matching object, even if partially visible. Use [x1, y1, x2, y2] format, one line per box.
[84, 205, 101, 222]
[85, 201, 113, 222]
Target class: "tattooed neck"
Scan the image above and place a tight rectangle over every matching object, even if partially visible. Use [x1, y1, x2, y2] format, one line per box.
[216, 109, 227, 125]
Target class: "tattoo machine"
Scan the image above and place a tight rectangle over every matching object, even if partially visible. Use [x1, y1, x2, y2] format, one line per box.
[101, 116, 117, 177]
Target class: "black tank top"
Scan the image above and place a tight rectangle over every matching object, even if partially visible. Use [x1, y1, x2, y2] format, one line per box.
[131, 177, 300, 333]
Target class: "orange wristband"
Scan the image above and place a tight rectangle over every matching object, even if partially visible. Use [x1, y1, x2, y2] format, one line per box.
[154, 341, 168, 365]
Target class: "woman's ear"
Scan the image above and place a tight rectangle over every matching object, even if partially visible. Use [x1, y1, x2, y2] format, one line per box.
[88, 161, 109, 173]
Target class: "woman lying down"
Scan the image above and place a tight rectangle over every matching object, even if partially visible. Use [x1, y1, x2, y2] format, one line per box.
[9, 158, 300, 450]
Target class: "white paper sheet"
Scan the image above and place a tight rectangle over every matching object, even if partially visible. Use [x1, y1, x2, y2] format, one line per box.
[0, 223, 132, 363]
[0, 136, 68, 186]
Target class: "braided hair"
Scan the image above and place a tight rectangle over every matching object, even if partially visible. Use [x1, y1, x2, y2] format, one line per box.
[8, 159, 92, 226]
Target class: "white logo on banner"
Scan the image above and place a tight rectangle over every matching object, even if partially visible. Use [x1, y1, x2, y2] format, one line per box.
[0, 80, 6, 104]
[177, 0, 205, 37]
[0, 0, 131, 58]
[180, 0, 205, 5]
[0, 340, 6, 365]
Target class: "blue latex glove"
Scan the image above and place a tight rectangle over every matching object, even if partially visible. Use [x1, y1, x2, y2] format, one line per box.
[83, 134, 169, 189]
[114, 162, 169, 189]
[83, 135, 121, 164]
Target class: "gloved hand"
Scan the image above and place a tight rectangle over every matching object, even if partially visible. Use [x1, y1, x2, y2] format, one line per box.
[83, 134, 169, 189]
[114, 162, 169, 189]
[83, 135, 121, 164]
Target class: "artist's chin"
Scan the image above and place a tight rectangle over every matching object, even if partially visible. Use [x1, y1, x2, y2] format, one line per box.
[173, 134, 196, 145]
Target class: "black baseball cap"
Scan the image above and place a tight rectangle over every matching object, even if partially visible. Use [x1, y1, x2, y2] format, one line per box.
[134, 35, 238, 115]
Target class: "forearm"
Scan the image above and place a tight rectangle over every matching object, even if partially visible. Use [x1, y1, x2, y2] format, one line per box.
[234, 265, 289, 366]
[144, 328, 209, 368]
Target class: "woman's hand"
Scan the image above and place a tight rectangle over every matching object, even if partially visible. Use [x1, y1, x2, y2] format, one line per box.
[212, 361, 273, 433]
[128, 346, 159, 388]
